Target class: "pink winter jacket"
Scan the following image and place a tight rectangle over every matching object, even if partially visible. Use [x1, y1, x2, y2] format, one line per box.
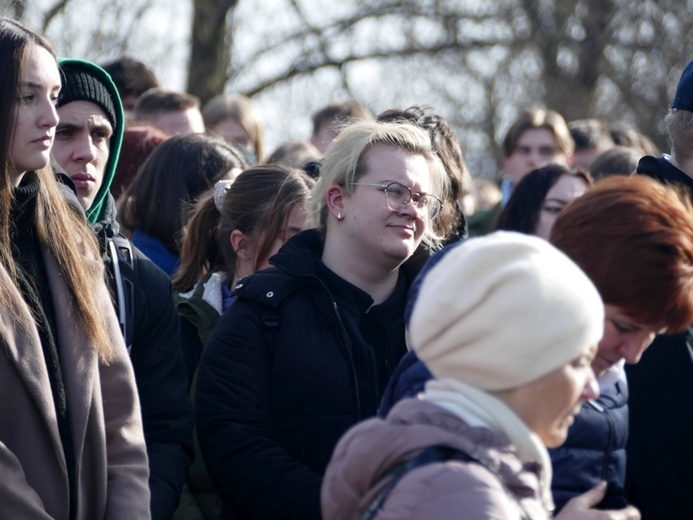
[322, 398, 551, 520]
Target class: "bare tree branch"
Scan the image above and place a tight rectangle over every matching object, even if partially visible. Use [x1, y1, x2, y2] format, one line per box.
[243, 36, 517, 97]
[41, 0, 69, 32]
[6, 0, 25, 20]
[25, 0, 693, 176]
[232, 5, 514, 79]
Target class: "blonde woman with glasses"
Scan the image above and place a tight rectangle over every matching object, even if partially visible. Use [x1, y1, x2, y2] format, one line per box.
[195, 120, 447, 520]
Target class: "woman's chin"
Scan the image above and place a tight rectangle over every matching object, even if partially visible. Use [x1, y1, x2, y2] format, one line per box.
[539, 422, 572, 448]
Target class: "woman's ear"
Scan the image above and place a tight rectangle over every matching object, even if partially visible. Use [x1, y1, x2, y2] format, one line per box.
[230, 229, 251, 260]
[326, 183, 346, 219]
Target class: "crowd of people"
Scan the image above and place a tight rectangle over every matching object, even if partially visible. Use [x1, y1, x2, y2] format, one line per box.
[1, 14, 692, 520]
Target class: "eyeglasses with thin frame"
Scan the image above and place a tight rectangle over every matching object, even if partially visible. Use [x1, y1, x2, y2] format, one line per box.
[347, 182, 443, 221]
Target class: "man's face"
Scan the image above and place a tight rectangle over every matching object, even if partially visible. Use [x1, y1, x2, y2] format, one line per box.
[211, 118, 255, 153]
[503, 128, 569, 184]
[121, 94, 138, 125]
[310, 120, 337, 156]
[149, 108, 205, 136]
[52, 100, 112, 210]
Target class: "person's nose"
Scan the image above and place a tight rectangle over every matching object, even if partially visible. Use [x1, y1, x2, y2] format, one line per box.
[581, 369, 600, 401]
[73, 135, 97, 163]
[398, 197, 422, 219]
[620, 331, 656, 365]
[39, 100, 59, 130]
[527, 149, 541, 167]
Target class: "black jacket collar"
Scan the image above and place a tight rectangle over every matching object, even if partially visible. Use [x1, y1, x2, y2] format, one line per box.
[637, 155, 693, 193]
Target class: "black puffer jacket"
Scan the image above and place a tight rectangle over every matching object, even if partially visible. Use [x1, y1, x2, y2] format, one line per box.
[627, 156, 693, 520]
[195, 230, 413, 520]
[96, 194, 194, 520]
[636, 154, 693, 193]
[54, 54, 194, 518]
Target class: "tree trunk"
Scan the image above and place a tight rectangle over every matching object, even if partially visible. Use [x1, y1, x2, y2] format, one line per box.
[188, 0, 238, 105]
[524, 0, 615, 120]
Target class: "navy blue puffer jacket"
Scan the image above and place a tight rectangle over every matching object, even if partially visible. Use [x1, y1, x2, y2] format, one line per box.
[549, 379, 629, 512]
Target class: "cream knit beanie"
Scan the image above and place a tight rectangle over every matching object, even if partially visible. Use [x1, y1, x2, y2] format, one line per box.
[410, 231, 604, 391]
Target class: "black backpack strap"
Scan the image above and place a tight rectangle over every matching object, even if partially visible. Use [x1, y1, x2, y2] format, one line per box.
[106, 234, 137, 352]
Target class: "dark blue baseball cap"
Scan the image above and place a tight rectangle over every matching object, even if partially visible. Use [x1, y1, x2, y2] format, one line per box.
[672, 60, 693, 111]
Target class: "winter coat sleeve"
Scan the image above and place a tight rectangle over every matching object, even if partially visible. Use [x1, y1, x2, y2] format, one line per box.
[625, 329, 693, 519]
[97, 289, 153, 520]
[195, 299, 323, 520]
[130, 252, 194, 520]
[549, 380, 629, 513]
[0, 442, 55, 519]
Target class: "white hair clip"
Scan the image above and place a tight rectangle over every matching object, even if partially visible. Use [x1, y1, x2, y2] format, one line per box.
[214, 180, 233, 212]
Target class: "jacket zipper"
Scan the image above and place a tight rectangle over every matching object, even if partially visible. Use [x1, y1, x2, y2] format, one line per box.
[588, 400, 614, 480]
[602, 408, 615, 480]
[332, 301, 363, 419]
[272, 260, 364, 420]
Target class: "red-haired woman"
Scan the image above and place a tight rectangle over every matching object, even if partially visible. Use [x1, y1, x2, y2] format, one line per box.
[379, 175, 693, 517]
[548, 175, 693, 513]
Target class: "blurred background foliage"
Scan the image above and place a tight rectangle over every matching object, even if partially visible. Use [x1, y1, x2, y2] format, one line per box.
[4, 0, 693, 176]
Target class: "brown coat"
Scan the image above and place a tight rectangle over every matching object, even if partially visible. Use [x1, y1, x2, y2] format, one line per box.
[0, 245, 151, 519]
[322, 398, 551, 520]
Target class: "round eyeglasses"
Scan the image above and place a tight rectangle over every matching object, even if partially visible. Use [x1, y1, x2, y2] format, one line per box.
[348, 182, 443, 221]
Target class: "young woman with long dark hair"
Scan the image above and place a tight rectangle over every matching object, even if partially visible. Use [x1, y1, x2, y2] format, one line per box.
[0, 17, 149, 519]
[495, 164, 593, 240]
[118, 133, 246, 276]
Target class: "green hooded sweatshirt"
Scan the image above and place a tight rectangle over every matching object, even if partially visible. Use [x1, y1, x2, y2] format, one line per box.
[57, 58, 125, 224]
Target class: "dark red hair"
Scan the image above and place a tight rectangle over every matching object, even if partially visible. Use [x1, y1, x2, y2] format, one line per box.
[550, 175, 693, 332]
[110, 125, 169, 198]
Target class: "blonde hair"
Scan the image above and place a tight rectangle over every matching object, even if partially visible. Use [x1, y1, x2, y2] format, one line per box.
[311, 119, 448, 248]
[665, 109, 693, 163]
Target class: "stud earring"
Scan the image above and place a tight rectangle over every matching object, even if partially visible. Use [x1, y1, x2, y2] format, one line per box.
[337, 211, 344, 221]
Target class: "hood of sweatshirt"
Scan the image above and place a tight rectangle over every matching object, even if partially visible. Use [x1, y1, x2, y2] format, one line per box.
[57, 58, 124, 224]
